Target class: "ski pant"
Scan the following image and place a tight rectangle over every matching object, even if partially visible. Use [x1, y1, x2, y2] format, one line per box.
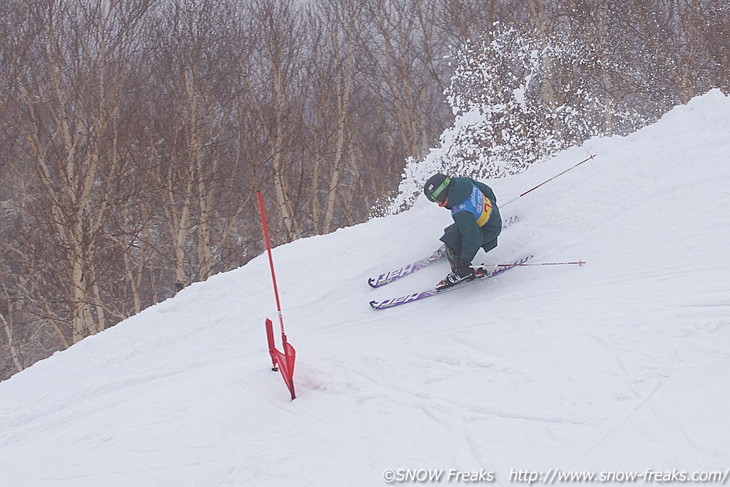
[441, 223, 499, 272]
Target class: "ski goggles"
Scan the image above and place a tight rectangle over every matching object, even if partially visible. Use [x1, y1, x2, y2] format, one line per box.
[427, 177, 451, 203]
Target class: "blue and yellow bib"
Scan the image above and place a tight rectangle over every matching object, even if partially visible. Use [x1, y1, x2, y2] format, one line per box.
[451, 184, 493, 227]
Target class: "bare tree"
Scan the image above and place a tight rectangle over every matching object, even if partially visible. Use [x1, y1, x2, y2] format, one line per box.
[702, 0, 730, 91]
[301, 0, 364, 234]
[142, 0, 250, 290]
[10, 0, 154, 343]
[358, 0, 450, 160]
[241, 0, 309, 242]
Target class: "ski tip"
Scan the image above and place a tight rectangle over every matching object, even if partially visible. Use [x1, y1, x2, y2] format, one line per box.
[368, 278, 377, 288]
[369, 300, 378, 309]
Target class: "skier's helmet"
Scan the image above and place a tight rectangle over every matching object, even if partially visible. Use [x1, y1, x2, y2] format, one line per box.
[424, 173, 451, 203]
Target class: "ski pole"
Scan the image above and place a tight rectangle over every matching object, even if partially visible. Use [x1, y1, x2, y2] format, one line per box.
[502, 154, 597, 207]
[475, 260, 586, 268]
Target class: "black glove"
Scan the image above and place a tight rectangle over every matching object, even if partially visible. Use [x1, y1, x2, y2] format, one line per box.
[454, 259, 473, 278]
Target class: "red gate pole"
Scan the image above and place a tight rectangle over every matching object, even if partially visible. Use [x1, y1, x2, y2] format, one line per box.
[257, 191, 296, 400]
[257, 191, 286, 337]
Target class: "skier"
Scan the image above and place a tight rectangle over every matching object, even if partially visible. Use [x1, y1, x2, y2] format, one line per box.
[423, 173, 502, 290]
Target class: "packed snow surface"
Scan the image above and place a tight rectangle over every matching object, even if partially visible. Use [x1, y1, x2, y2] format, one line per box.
[1, 90, 729, 486]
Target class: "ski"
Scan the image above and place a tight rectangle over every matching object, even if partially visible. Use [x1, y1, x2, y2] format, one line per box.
[369, 254, 533, 310]
[368, 246, 446, 288]
[368, 215, 520, 288]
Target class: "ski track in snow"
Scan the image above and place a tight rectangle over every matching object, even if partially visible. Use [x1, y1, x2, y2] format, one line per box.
[1, 90, 730, 486]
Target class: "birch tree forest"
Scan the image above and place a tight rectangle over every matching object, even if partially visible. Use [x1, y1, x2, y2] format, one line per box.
[1, 0, 728, 380]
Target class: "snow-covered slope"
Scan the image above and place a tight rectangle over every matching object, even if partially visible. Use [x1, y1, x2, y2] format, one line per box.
[1, 90, 729, 487]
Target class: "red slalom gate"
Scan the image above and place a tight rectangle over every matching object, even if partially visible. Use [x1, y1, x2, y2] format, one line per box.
[257, 191, 296, 401]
